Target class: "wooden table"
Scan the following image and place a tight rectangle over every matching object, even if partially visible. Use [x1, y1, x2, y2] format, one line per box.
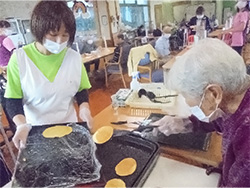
[162, 47, 189, 84]
[81, 47, 115, 64]
[162, 47, 189, 71]
[208, 29, 223, 38]
[93, 104, 222, 168]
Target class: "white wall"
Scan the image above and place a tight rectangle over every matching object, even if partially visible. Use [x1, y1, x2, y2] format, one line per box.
[107, 0, 119, 34]
[0, 1, 38, 20]
[149, 0, 162, 29]
[97, 1, 112, 40]
[173, 2, 216, 23]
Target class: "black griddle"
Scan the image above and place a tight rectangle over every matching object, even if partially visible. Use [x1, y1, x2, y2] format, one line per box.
[12, 122, 160, 187]
[95, 133, 160, 187]
[146, 113, 212, 151]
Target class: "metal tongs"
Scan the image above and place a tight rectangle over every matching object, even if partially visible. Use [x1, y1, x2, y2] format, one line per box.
[111, 119, 152, 126]
[112, 125, 159, 138]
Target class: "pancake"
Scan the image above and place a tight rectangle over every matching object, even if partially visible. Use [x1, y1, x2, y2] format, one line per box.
[92, 126, 114, 144]
[42, 126, 72, 138]
[104, 178, 126, 188]
[115, 158, 137, 176]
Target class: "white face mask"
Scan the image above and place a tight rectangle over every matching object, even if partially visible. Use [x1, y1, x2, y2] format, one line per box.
[196, 15, 204, 19]
[43, 39, 68, 54]
[189, 92, 224, 123]
[87, 39, 93, 44]
[4, 29, 12, 36]
[163, 33, 171, 38]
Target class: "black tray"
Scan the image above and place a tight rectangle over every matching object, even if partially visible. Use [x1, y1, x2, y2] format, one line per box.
[95, 133, 160, 187]
[12, 123, 160, 187]
[146, 113, 211, 151]
[12, 122, 101, 187]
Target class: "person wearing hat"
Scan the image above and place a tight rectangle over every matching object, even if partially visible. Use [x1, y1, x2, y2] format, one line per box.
[222, 0, 249, 55]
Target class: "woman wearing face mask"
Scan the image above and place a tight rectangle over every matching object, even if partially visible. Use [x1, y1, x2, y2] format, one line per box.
[222, 0, 249, 55]
[4, 1, 93, 149]
[0, 20, 15, 70]
[153, 38, 250, 187]
[155, 26, 172, 59]
[188, 6, 211, 35]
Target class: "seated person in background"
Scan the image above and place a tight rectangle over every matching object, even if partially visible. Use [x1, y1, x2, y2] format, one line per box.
[149, 28, 162, 48]
[155, 26, 172, 61]
[80, 38, 100, 75]
[138, 52, 164, 83]
[109, 33, 131, 71]
[188, 6, 211, 35]
[137, 25, 146, 37]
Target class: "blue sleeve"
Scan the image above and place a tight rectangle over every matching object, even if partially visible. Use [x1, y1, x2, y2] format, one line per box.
[155, 39, 165, 57]
[139, 53, 150, 66]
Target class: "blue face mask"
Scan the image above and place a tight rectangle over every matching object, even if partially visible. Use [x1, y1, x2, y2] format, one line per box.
[189, 92, 224, 123]
[43, 39, 68, 54]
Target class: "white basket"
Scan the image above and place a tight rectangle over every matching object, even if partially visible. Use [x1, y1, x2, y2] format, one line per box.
[125, 83, 177, 109]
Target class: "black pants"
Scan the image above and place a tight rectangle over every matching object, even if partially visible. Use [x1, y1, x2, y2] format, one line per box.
[232, 46, 243, 55]
[0, 154, 12, 187]
[84, 59, 100, 72]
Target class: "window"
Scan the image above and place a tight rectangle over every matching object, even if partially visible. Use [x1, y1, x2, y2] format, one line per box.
[119, 0, 149, 29]
[67, 1, 97, 32]
[125, 0, 136, 4]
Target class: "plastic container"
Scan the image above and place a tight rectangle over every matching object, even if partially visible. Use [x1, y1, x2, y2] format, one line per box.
[130, 71, 140, 91]
[125, 83, 177, 110]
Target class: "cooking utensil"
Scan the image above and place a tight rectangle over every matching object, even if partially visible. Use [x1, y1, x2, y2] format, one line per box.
[112, 125, 159, 137]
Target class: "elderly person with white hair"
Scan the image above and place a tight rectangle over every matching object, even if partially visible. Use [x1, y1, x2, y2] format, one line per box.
[153, 38, 250, 187]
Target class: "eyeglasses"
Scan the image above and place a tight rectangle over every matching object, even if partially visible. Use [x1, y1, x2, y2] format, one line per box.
[138, 89, 178, 103]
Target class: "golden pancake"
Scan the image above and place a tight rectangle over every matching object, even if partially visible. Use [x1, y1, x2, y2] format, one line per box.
[42, 126, 72, 138]
[92, 126, 114, 144]
[115, 158, 137, 176]
[104, 178, 126, 188]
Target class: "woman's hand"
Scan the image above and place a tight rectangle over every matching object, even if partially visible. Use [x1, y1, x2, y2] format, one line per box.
[152, 115, 193, 136]
[12, 123, 32, 149]
[79, 104, 93, 130]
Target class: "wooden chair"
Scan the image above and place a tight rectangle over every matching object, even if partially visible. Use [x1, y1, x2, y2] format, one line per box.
[104, 47, 126, 88]
[0, 105, 16, 164]
[137, 60, 160, 82]
[0, 71, 16, 164]
[127, 44, 160, 82]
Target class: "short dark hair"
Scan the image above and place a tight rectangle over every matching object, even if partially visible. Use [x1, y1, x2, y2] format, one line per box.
[153, 29, 162, 37]
[31, 1, 76, 45]
[196, 6, 205, 15]
[0, 20, 10, 28]
[117, 33, 124, 40]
